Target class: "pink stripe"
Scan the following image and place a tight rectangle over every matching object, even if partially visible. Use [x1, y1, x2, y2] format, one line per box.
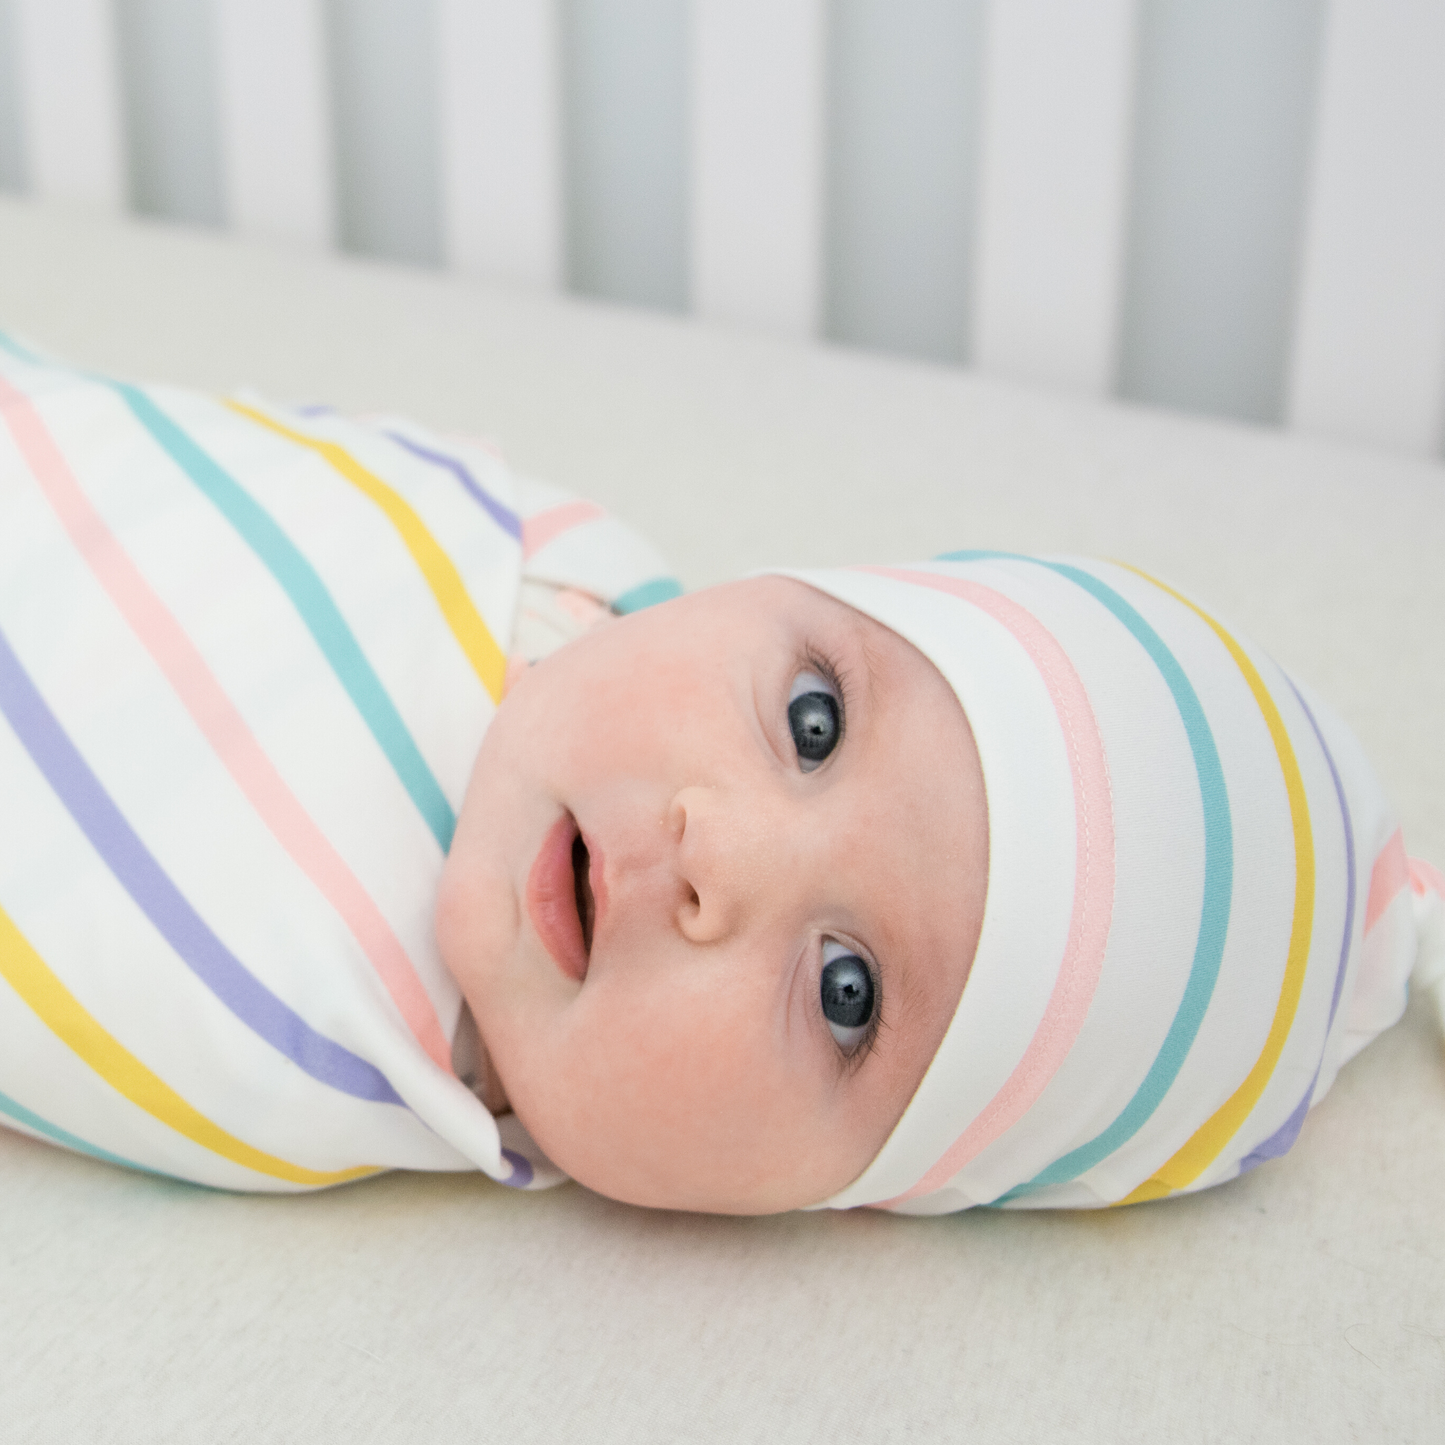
[0, 377, 453, 1071]
[860, 567, 1116, 1203]
[522, 499, 605, 559]
[1364, 828, 1410, 934]
[440, 429, 504, 460]
[1409, 855, 1444, 900]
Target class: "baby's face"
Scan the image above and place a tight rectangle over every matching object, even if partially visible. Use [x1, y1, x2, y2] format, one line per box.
[437, 577, 988, 1213]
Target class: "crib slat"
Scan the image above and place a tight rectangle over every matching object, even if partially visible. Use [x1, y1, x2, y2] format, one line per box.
[214, 0, 334, 247]
[438, 0, 563, 289]
[12, 0, 126, 208]
[971, 0, 1137, 393]
[691, 0, 825, 338]
[1286, 0, 1445, 456]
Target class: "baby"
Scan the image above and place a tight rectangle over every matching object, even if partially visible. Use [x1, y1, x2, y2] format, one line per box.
[1, 341, 1440, 1216]
[440, 570, 989, 1213]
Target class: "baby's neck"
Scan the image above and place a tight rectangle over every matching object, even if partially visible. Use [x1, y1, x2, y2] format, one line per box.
[452, 1001, 511, 1114]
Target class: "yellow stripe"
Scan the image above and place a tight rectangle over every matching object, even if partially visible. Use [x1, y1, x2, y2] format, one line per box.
[228, 401, 507, 703]
[0, 905, 380, 1188]
[1115, 569, 1315, 1206]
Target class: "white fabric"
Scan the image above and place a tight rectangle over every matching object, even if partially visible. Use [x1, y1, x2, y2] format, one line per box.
[0, 198, 1439, 1444]
[0, 346, 668, 1195]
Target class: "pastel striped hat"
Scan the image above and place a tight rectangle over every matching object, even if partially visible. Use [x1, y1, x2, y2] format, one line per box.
[775, 556, 1440, 1215]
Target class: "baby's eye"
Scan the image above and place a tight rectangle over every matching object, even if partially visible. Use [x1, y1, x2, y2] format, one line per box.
[820, 940, 875, 1051]
[788, 671, 840, 771]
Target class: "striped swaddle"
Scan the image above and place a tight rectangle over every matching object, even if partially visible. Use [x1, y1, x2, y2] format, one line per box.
[0, 340, 677, 1192]
[778, 558, 1444, 1214]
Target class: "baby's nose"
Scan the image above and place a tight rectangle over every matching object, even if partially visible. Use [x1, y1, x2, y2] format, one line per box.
[668, 785, 781, 944]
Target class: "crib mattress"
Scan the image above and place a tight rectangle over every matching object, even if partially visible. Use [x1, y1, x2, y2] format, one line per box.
[0, 196, 1440, 1444]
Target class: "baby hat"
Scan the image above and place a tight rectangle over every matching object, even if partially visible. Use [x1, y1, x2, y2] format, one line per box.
[773, 555, 1442, 1215]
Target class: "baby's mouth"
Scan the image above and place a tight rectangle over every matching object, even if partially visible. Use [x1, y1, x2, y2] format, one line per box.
[572, 832, 595, 955]
[524, 815, 593, 982]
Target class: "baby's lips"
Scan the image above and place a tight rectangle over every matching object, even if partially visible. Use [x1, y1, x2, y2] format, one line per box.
[525, 813, 590, 983]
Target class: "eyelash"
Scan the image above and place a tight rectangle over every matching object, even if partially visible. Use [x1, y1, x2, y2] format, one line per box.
[795, 646, 878, 1071]
[827, 942, 884, 1076]
[802, 646, 851, 744]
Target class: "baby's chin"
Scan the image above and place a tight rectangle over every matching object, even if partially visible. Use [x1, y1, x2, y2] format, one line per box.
[498, 1063, 871, 1216]
[579, 1149, 859, 1216]
[537, 1136, 844, 1215]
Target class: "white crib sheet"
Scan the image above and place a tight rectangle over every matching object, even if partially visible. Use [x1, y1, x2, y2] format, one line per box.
[0, 197, 1440, 1444]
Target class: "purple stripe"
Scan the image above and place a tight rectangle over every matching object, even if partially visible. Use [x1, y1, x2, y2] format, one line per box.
[1238, 677, 1356, 1171]
[500, 1147, 534, 1188]
[0, 625, 405, 1106]
[383, 431, 523, 541]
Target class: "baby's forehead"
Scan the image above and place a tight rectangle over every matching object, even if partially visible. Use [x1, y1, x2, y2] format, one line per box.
[740, 574, 954, 672]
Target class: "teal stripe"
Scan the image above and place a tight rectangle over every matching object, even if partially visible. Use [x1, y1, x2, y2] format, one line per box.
[613, 577, 684, 614]
[0, 335, 456, 851]
[938, 552, 1234, 1202]
[0, 333, 42, 366]
[114, 387, 457, 851]
[0, 1085, 160, 1177]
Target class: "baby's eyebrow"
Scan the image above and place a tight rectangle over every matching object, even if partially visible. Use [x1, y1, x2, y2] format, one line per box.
[855, 629, 888, 714]
[882, 939, 950, 1065]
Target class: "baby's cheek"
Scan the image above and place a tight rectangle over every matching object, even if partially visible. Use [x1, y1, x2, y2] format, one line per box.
[435, 855, 517, 997]
[553, 979, 797, 1174]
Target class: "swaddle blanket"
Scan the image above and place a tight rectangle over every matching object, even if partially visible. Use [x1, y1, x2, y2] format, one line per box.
[779, 559, 1444, 1215]
[0, 340, 676, 1192]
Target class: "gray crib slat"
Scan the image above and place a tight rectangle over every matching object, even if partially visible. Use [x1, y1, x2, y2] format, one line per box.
[690, 0, 825, 340]
[1115, 1, 1326, 428]
[0, 1, 27, 192]
[824, 0, 985, 366]
[438, 0, 563, 290]
[13, 0, 126, 210]
[561, 0, 689, 312]
[215, 0, 335, 248]
[1287, 0, 1445, 458]
[115, 0, 225, 227]
[971, 0, 1137, 396]
[325, 0, 443, 268]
